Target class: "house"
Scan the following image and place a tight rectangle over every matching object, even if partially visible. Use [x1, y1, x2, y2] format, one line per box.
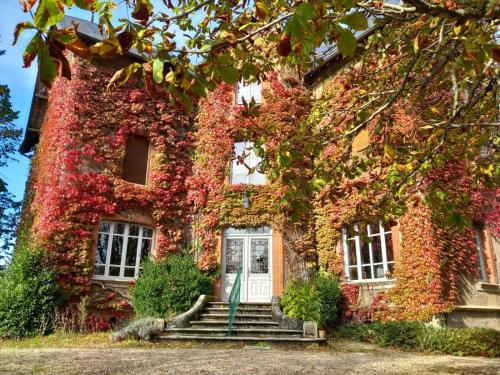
[18, 16, 499, 330]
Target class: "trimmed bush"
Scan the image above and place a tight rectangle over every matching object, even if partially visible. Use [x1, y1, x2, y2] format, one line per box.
[338, 322, 500, 357]
[281, 278, 320, 322]
[419, 326, 500, 357]
[0, 247, 63, 338]
[130, 254, 213, 318]
[316, 271, 343, 329]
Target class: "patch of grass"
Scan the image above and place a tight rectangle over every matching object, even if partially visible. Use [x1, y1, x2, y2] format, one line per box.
[0, 332, 111, 349]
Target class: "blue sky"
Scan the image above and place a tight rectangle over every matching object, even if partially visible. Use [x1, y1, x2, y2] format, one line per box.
[0, 1, 164, 201]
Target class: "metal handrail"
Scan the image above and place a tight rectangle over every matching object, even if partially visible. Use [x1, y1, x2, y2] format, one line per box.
[227, 267, 242, 335]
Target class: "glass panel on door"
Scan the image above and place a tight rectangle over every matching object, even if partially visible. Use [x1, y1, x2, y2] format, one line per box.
[250, 238, 269, 274]
[225, 238, 244, 274]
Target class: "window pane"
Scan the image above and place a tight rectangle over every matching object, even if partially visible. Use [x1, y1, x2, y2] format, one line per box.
[129, 225, 140, 237]
[142, 228, 153, 238]
[369, 222, 380, 235]
[347, 225, 357, 239]
[383, 222, 393, 232]
[237, 82, 262, 104]
[99, 222, 111, 233]
[361, 240, 370, 264]
[349, 267, 358, 281]
[124, 268, 135, 278]
[387, 262, 394, 274]
[225, 227, 271, 235]
[361, 265, 372, 280]
[347, 239, 357, 266]
[225, 238, 243, 273]
[372, 235, 383, 263]
[114, 223, 125, 235]
[95, 233, 108, 264]
[94, 265, 105, 276]
[140, 239, 152, 262]
[250, 239, 269, 274]
[385, 233, 394, 262]
[125, 237, 138, 266]
[374, 264, 385, 278]
[248, 171, 266, 185]
[110, 235, 123, 265]
[109, 266, 120, 277]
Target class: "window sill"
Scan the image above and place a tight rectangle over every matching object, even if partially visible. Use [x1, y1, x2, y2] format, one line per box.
[476, 282, 500, 293]
[345, 278, 396, 285]
[93, 276, 136, 283]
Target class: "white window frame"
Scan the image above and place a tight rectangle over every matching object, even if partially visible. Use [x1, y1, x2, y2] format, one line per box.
[93, 221, 155, 281]
[475, 226, 488, 282]
[230, 140, 266, 185]
[342, 221, 394, 283]
[236, 81, 262, 105]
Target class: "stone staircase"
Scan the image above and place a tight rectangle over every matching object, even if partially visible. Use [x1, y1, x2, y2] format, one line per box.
[157, 301, 325, 343]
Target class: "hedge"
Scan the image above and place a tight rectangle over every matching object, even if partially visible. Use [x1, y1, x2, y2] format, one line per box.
[338, 322, 500, 357]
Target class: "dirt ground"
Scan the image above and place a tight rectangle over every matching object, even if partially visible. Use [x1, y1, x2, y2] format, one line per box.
[0, 345, 498, 375]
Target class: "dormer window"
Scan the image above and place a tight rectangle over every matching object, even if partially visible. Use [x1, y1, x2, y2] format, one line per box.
[236, 81, 262, 105]
[230, 141, 266, 185]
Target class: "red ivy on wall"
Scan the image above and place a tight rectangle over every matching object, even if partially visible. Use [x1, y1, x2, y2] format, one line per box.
[28, 57, 193, 297]
[188, 74, 315, 276]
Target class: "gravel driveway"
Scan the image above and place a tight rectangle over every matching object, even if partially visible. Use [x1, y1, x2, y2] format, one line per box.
[0, 347, 498, 375]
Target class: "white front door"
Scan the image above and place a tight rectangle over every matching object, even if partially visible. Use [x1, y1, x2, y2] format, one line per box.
[221, 227, 272, 302]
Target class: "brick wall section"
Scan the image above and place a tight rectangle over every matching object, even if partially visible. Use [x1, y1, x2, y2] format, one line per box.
[272, 230, 284, 296]
[482, 228, 498, 284]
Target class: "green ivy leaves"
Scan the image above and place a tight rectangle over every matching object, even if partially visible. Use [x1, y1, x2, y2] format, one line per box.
[33, 0, 64, 31]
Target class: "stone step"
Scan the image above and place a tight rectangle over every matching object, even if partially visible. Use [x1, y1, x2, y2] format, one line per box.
[205, 307, 272, 313]
[208, 302, 271, 309]
[199, 313, 274, 321]
[163, 327, 303, 337]
[191, 320, 279, 328]
[156, 335, 326, 343]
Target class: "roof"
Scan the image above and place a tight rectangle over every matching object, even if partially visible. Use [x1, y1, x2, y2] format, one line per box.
[59, 15, 143, 60]
[304, 21, 380, 87]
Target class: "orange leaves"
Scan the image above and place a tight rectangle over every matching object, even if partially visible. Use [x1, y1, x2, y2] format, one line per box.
[19, 0, 37, 12]
[50, 28, 92, 60]
[13, 22, 36, 46]
[278, 33, 291, 57]
[90, 37, 122, 59]
[132, 0, 153, 21]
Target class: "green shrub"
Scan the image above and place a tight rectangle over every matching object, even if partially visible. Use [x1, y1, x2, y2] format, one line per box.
[420, 326, 500, 357]
[131, 254, 213, 318]
[281, 278, 320, 322]
[338, 322, 383, 342]
[338, 322, 500, 357]
[316, 271, 343, 329]
[0, 247, 63, 338]
[376, 321, 423, 349]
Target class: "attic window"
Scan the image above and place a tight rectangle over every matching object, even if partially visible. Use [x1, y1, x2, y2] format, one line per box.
[122, 135, 150, 185]
[236, 81, 262, 105]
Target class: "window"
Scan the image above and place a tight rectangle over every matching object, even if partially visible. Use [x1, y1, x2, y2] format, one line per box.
[230, 141, 266, 185]
[475, 226, 488, 282]
[122, 135, 150, 185]
[94, 221, 154, 280]
[236, 81, 262, 105]
[343, 221, 394, 282]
